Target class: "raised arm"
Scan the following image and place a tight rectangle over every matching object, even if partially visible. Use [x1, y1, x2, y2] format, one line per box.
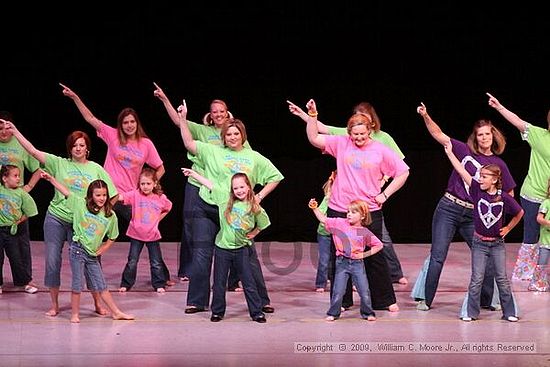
[443, 141, 472, 186]
[416, 102, 450, 146]
[181, 167, 213, 190]
[39, 169, 70, 197]
[308, 199, 327, 224]
[287, 99, 326, 149]
[153, 82, 181, 127]
[59, 83, 103, 130]
[2, 120, 46, 164]
[486, 92, 528, 132]
[176, 101, 197, 155]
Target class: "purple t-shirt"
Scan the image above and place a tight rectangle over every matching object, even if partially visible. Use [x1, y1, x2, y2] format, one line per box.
[446, 139, 516, 203]
[470, 180, 522, 237]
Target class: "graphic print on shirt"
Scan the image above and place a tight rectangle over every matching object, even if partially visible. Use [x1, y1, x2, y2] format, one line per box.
[344, 150, 375, 170]
[115, 145, 144, 170]
[477, 199, 503, 229]
[461, 155, 482, 195]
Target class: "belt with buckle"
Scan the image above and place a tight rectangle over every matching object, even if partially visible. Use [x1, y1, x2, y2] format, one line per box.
[444, 192, 474, 209]
[474, 232, 500, 242]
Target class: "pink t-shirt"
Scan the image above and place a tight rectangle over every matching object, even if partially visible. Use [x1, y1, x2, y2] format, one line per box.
[325, 217, 382, 259]
[122, 189, 173, 242]
[324, 136, 409, 212]
[97, 123, 164, 193]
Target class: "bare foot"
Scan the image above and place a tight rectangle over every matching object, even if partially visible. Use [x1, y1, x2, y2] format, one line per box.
[118, 287, 127, 293]
[112, 312, 135, 320]
[398, 277, 408, 285]
[366, 315, 376, 321]
[95, 306, 109, 316]
[388, 303, 399, 312]
[45, 308, 59, 317]
[70, 315, 80, 323]
[325, 316, 335, 321]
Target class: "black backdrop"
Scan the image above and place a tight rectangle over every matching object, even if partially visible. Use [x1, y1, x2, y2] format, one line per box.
[2, 3, 548, 244]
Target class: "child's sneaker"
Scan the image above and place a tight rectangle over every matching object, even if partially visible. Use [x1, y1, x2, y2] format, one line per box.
[325, 316, 335, 321]
[506, 316, 519, 322]
[156, 288, 166, 293]
[24, 285, 38, 294]
[315, 288, 325, 293]
[416, 300, 429, 311]
[461, 317, 472, 322]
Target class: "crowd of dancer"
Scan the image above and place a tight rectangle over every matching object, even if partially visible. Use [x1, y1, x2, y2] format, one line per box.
[0, 86, 548, 323]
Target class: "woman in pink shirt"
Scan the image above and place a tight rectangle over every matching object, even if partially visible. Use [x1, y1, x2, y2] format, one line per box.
[60, 83, 174, 285]
[289, 99, 409, 312]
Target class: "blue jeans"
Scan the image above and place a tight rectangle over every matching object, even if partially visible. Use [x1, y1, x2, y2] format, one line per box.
[0, 226, 31, 287]
[520, 197, 541, 244]
[423, 196, 495, 307]
[186, 197, 219, 309]
[69, 242, 107, 292]
[315, 233, 332, 289]
[211, 246, 264, 319]
[538, 247, 550, 265]
[178, 182, 199, 278]
[43, 211, 73, 288]
[115, 202, 172, 282]
[249, 243, 271, 307]
[463, 237, 517, 319]
[327, 256, 375, 318]
[120, 238, 167, 290]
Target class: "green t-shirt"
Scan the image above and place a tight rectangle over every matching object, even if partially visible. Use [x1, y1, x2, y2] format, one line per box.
[327, 126, 405, 158]
[43, 153, 118, 223]
[520, 124, 550, 202]
[186, 120, 252, 187]
[0, 185, 38, 226]
[66, 194, 119, 256]
[0, 137, 40, 184]
[316, 195, 330, 236]
[539, 199, 550, 248]
[208, 185, 270, 249]
[194, 141, 284, 206]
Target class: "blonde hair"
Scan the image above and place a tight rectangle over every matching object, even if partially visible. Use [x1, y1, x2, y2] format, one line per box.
[348, 200, 371, 227]
[202, 99, 233, 126]
[223, 173, 260, 223]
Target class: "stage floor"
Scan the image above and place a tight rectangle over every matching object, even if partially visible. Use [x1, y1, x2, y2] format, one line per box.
[0, 241, 548, 367]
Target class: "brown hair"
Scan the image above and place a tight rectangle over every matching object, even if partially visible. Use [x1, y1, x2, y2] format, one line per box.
[86, 179, 114, 217]
[117, 108, 148, 145]
[353, 102, 380, 132]
[66, 131, 91, 159]
[348, 200, 372, 227]
[223, 173, 260, 223]
[139, 167, 163, 195]
[220, 118, 248, 147]
[467, 119, 506, 155]
[346, 113, 372, 136]
[0, 165, 19, 187]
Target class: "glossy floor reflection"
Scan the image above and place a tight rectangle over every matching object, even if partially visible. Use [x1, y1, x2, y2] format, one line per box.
[0, 241, 548, 367]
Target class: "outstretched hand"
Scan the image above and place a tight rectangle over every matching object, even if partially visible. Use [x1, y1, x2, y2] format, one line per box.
[486, 92, 502, 110]
[287, 100, 304, 116]
[181, 167, 195, 177]
[59, 83, 77, 99]
[177, 99, 187, 116]
[39, 169, 52, 181]
[153, 82, 167, 101]
[416, 102, 427, 116]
